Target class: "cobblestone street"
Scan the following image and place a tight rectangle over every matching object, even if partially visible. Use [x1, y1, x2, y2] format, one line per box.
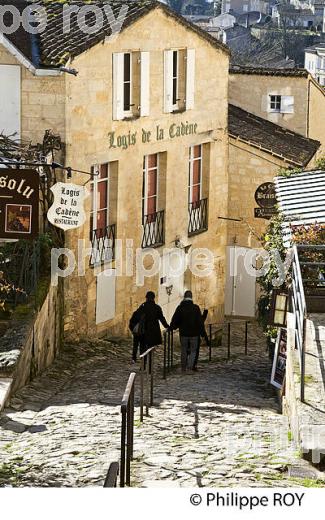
[0, 325, 323, 487]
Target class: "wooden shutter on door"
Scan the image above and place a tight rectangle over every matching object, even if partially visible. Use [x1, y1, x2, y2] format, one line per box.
[164, 50, 173, 113]
[112, 53, 124, 120]
[0, 65, 21, 138]
[140, 51, 150, 117]
[185, 49, 195, 110]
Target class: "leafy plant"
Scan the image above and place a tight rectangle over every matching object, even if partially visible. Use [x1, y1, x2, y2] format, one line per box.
[315, 155, 325, 170]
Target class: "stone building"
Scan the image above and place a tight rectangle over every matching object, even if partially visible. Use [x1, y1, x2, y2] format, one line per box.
[229, 66, 325, 154]
[225, 104, 320, 317]
[0, 1, 230, 337]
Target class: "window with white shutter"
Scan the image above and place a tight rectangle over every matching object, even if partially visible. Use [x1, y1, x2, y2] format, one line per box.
[140, 51, 150, 117]
[185, 49, 195, 110]
[164, 48, 195, 113]
[112, 53, 124, 120]
[280, 95, 294, 114]
[164, 50, 173, 113]
[113, 51, 150, 119]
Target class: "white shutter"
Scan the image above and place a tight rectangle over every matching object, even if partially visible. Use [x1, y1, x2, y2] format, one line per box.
[281, 95, 294, 114]
[0, 65, 20, 138]
[140, 51, 150, 117]
[186, 49, 195, 110]
[112, 53, 124, 120]
[164, 50, 173, 113]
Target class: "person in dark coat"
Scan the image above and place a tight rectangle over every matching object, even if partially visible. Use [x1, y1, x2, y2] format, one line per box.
[170, 290, 206, 372]
[130, 291, 169, 362]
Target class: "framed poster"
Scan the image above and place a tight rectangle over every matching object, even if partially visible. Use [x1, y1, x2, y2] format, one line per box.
[0, 169, 39, 239]
[271, 327, 287, 389]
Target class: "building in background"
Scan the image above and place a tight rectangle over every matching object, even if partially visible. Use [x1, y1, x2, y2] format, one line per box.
[229, 66, 325, 153]
[305, 42, 325, 85]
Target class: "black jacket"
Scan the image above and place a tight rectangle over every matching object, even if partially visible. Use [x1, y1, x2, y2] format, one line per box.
[130, 301, 168, 347]
[170, 300, 206, 338]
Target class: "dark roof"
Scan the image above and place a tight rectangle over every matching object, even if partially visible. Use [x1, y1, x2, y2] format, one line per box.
[228, 104, 320, 167]
[230, 65, 309, 77]
[0, 1, 229, 68]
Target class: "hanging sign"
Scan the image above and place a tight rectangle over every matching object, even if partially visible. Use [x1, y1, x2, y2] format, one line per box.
[47, 182, 89, 231]
[0, 168, 39, 239]
[254, 182, 277, 219]
[270, 327, 287, 390]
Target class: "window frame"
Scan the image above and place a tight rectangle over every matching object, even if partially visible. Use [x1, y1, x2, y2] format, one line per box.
[142, 154, 159, 223]
[172, 50, 179, 109]
[90, 163, 110, 238]
[188, 145, 202, 208]
[123, 52, 133, 116]
[269, 94, 282, 113]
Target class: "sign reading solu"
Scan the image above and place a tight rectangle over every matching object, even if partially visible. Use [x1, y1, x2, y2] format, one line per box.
[0, 169, 39, 239]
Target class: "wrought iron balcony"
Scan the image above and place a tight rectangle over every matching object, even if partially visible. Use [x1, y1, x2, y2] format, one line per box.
[188, 198, 208, 236]
[142, 210, 165, 248]
[90, 224, 116, 266]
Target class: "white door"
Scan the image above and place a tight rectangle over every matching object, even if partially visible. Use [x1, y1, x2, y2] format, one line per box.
[225, 246, 256, 318]
[0, 65, 21, 138]
[96, 269, 116, 324]
[158, 250, 185, 323]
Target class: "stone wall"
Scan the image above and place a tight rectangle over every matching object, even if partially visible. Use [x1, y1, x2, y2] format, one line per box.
[0, 280, 64, 409]
[229, 73, 308, 136]
[0, 45, 65, 144]
[308, 78, 325, 156]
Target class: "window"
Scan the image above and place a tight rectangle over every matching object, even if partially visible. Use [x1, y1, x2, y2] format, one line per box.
[90, 163, 117, 265]
[142, 154, 158, 222]
[188, 144, 208, 236]
[268, 94, 294, 114]
[172, 50, 178, 107]
[123, 53, 132, 112]
[188, 145, 202, 208]
[164, 48, 195, 113]
[0, 64, 21, 138]
[113, 51, 150, 120]
[269, 95, 281, 112]
[142, 154, 165, 248]
[90, 163, 109, 238]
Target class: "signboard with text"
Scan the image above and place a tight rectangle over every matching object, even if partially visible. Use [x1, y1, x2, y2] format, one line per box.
[271, 328, 287, 390]
[254, 182, 277, 220]
[47, 182, 89, 231]
[0, 169, 39, 239]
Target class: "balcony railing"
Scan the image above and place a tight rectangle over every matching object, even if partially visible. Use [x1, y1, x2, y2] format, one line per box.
[142, 210, 165, 248]
[188, 198, 208, 236]
[90, 224, 116, 266]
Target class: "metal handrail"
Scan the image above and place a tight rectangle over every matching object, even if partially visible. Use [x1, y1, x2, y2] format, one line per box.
[103, 462, 119, 488]
[208, 320, 249, 360]
[291, 245, 307, 402]
[139, 346, 156, 422]
[120, 372, 136, 487]
[163, 329, 174, 378]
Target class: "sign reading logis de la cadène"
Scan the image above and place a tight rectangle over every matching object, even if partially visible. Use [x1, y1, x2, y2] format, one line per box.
[108, 121, 198, 150]
[47, 183, 89, 231]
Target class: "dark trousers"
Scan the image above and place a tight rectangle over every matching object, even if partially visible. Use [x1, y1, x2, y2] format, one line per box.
[180, 336, 199, 371]
[132, 336, 146, 362]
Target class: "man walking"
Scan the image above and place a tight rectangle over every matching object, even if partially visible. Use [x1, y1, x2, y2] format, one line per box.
[129, 291, 169, 362]
[170, 291, 206, 372]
